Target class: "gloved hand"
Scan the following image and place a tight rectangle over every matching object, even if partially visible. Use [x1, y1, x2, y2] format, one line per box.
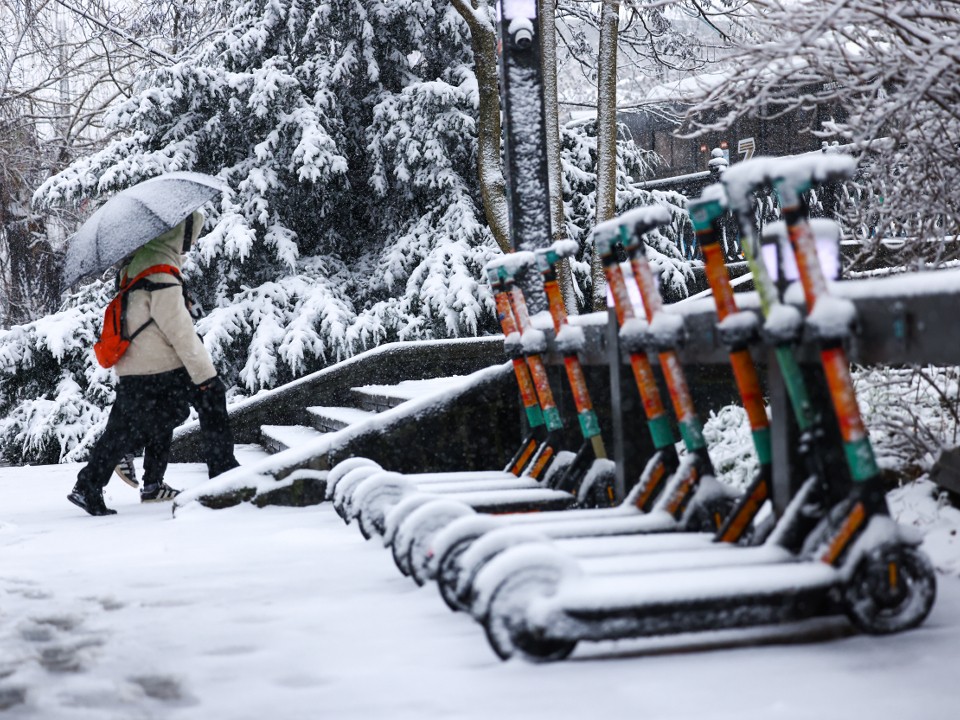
[195, 376, 227, 412]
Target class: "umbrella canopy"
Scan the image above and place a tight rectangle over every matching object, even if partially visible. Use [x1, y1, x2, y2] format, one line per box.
[62, 171, 226, 288]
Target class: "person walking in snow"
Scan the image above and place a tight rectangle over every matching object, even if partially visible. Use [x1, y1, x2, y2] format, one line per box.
[68, 212, 239, 516]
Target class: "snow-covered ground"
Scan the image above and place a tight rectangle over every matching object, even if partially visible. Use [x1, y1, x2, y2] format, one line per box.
[2, 449, 960, 720]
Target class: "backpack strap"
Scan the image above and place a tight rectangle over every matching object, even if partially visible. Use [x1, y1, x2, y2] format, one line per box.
[119, 264, 182, 291]
[117, 264, 185, 342]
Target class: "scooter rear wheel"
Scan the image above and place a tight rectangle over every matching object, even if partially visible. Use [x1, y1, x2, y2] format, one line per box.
[356, 507, 374, 540]
[843, 544, 936, 635]
[408, 502, 475, 586]
[484, 566, 576, 662]
[332, 464, 381, 521]
[437, 538, 475, 612]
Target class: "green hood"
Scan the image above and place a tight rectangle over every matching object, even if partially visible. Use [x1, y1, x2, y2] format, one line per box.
[124, 210, 204, 278]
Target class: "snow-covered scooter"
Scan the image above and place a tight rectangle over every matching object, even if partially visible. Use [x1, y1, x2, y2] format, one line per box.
[475, 153, 937, 661]
[427, 212, 779, 611]
[442, 191, 852, 619]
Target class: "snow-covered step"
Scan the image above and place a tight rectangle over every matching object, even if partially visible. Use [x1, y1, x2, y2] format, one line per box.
[351, 376, 471, 412]
[306, 406, 377, 433]
[260, 424, 325, 454]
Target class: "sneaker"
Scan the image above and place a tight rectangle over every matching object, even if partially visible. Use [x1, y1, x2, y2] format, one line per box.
[140, 482, 181, 503]
[67, 484, 117, 516]
[114, 454, 139, 488]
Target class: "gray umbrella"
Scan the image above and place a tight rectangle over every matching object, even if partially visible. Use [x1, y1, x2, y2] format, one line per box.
[62, 171, 226, 288]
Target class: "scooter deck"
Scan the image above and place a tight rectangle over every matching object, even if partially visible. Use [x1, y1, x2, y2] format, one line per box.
[578, 543, 792, 576]
[553, 531, 716, 557]
[548, 561, 837, 618]
[459, 501, 640, 525]
[396, 470, 525, 485]
[437, 487, 578, 513]
[514, 559, 839, 645]
[445, 470, 732, 541]
[407, 477, 556, 494]
[483, 509, 681, 540]
[425, 485, 649, 531]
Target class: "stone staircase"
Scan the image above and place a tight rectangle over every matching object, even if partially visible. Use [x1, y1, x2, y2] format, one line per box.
[257, 377, 471, 455]
[170, 338, 524, 508]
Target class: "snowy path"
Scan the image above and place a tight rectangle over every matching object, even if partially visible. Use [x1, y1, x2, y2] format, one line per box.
[2, 458, 959, 719]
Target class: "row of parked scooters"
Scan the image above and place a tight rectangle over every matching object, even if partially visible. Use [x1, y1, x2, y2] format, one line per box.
[321, 153, 937, 661]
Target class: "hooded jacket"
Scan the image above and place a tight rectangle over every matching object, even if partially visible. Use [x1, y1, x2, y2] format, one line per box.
[114, 211, 217, 384]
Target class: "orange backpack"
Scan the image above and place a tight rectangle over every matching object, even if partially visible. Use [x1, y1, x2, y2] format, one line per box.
[94, 264, 182, 369]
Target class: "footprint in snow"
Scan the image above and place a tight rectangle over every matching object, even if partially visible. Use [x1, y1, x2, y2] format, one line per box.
[0, 583, 192, 713]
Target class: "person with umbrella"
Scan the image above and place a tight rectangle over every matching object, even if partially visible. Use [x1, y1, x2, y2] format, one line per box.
[65, 173, 239, 516]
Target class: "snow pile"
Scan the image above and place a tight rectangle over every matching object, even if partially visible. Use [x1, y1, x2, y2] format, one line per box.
[549, 240, 580, 259]
[353, 376, 470, 402]
[617, 204, 673, 232]
[618, 317, 650, 352]
[497, 251, 537, 276]
[722, 154, 857, 214]
[520, 328, 547, 354]
[806, 296, 857, 340]
[576, 459, 617, 505]
[645, 311, 685, 350]
[763, 303, 804, 342]
[592, 204, 671, 241]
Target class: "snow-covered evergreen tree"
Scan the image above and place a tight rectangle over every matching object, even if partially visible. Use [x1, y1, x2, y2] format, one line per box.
[35, 0, 500, 395]
[0, 282, 115, 464]
[560, 118, 694, 308]
[2, 0, 696, 464]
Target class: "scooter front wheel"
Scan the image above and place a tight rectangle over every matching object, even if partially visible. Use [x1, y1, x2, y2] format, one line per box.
[843, 544, 937, 635]
[683, 495, 738, 534]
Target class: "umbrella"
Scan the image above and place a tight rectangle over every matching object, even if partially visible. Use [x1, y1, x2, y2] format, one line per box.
[62, 171, 226, 288]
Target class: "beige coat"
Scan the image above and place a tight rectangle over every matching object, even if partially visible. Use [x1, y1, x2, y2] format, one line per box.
[114, 212, 217, 384]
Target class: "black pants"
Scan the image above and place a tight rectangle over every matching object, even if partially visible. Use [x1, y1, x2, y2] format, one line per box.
[78, 369, 191, 491]
[190, 377, 240, 478]
[78, 370, 240, 490]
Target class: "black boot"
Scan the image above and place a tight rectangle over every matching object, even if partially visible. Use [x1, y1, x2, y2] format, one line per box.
[67, 482, 117, 516]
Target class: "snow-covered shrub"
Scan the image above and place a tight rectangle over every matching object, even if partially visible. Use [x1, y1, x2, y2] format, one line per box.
[699, 404, 758, 492]
[855, 365, 960, 480]
[693, 367, 960, 493]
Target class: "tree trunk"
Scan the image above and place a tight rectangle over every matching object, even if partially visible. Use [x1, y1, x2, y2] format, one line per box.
[453, 0, 511, 253]
[538, 0, 576, 312]
[593, 0, 620, 310]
